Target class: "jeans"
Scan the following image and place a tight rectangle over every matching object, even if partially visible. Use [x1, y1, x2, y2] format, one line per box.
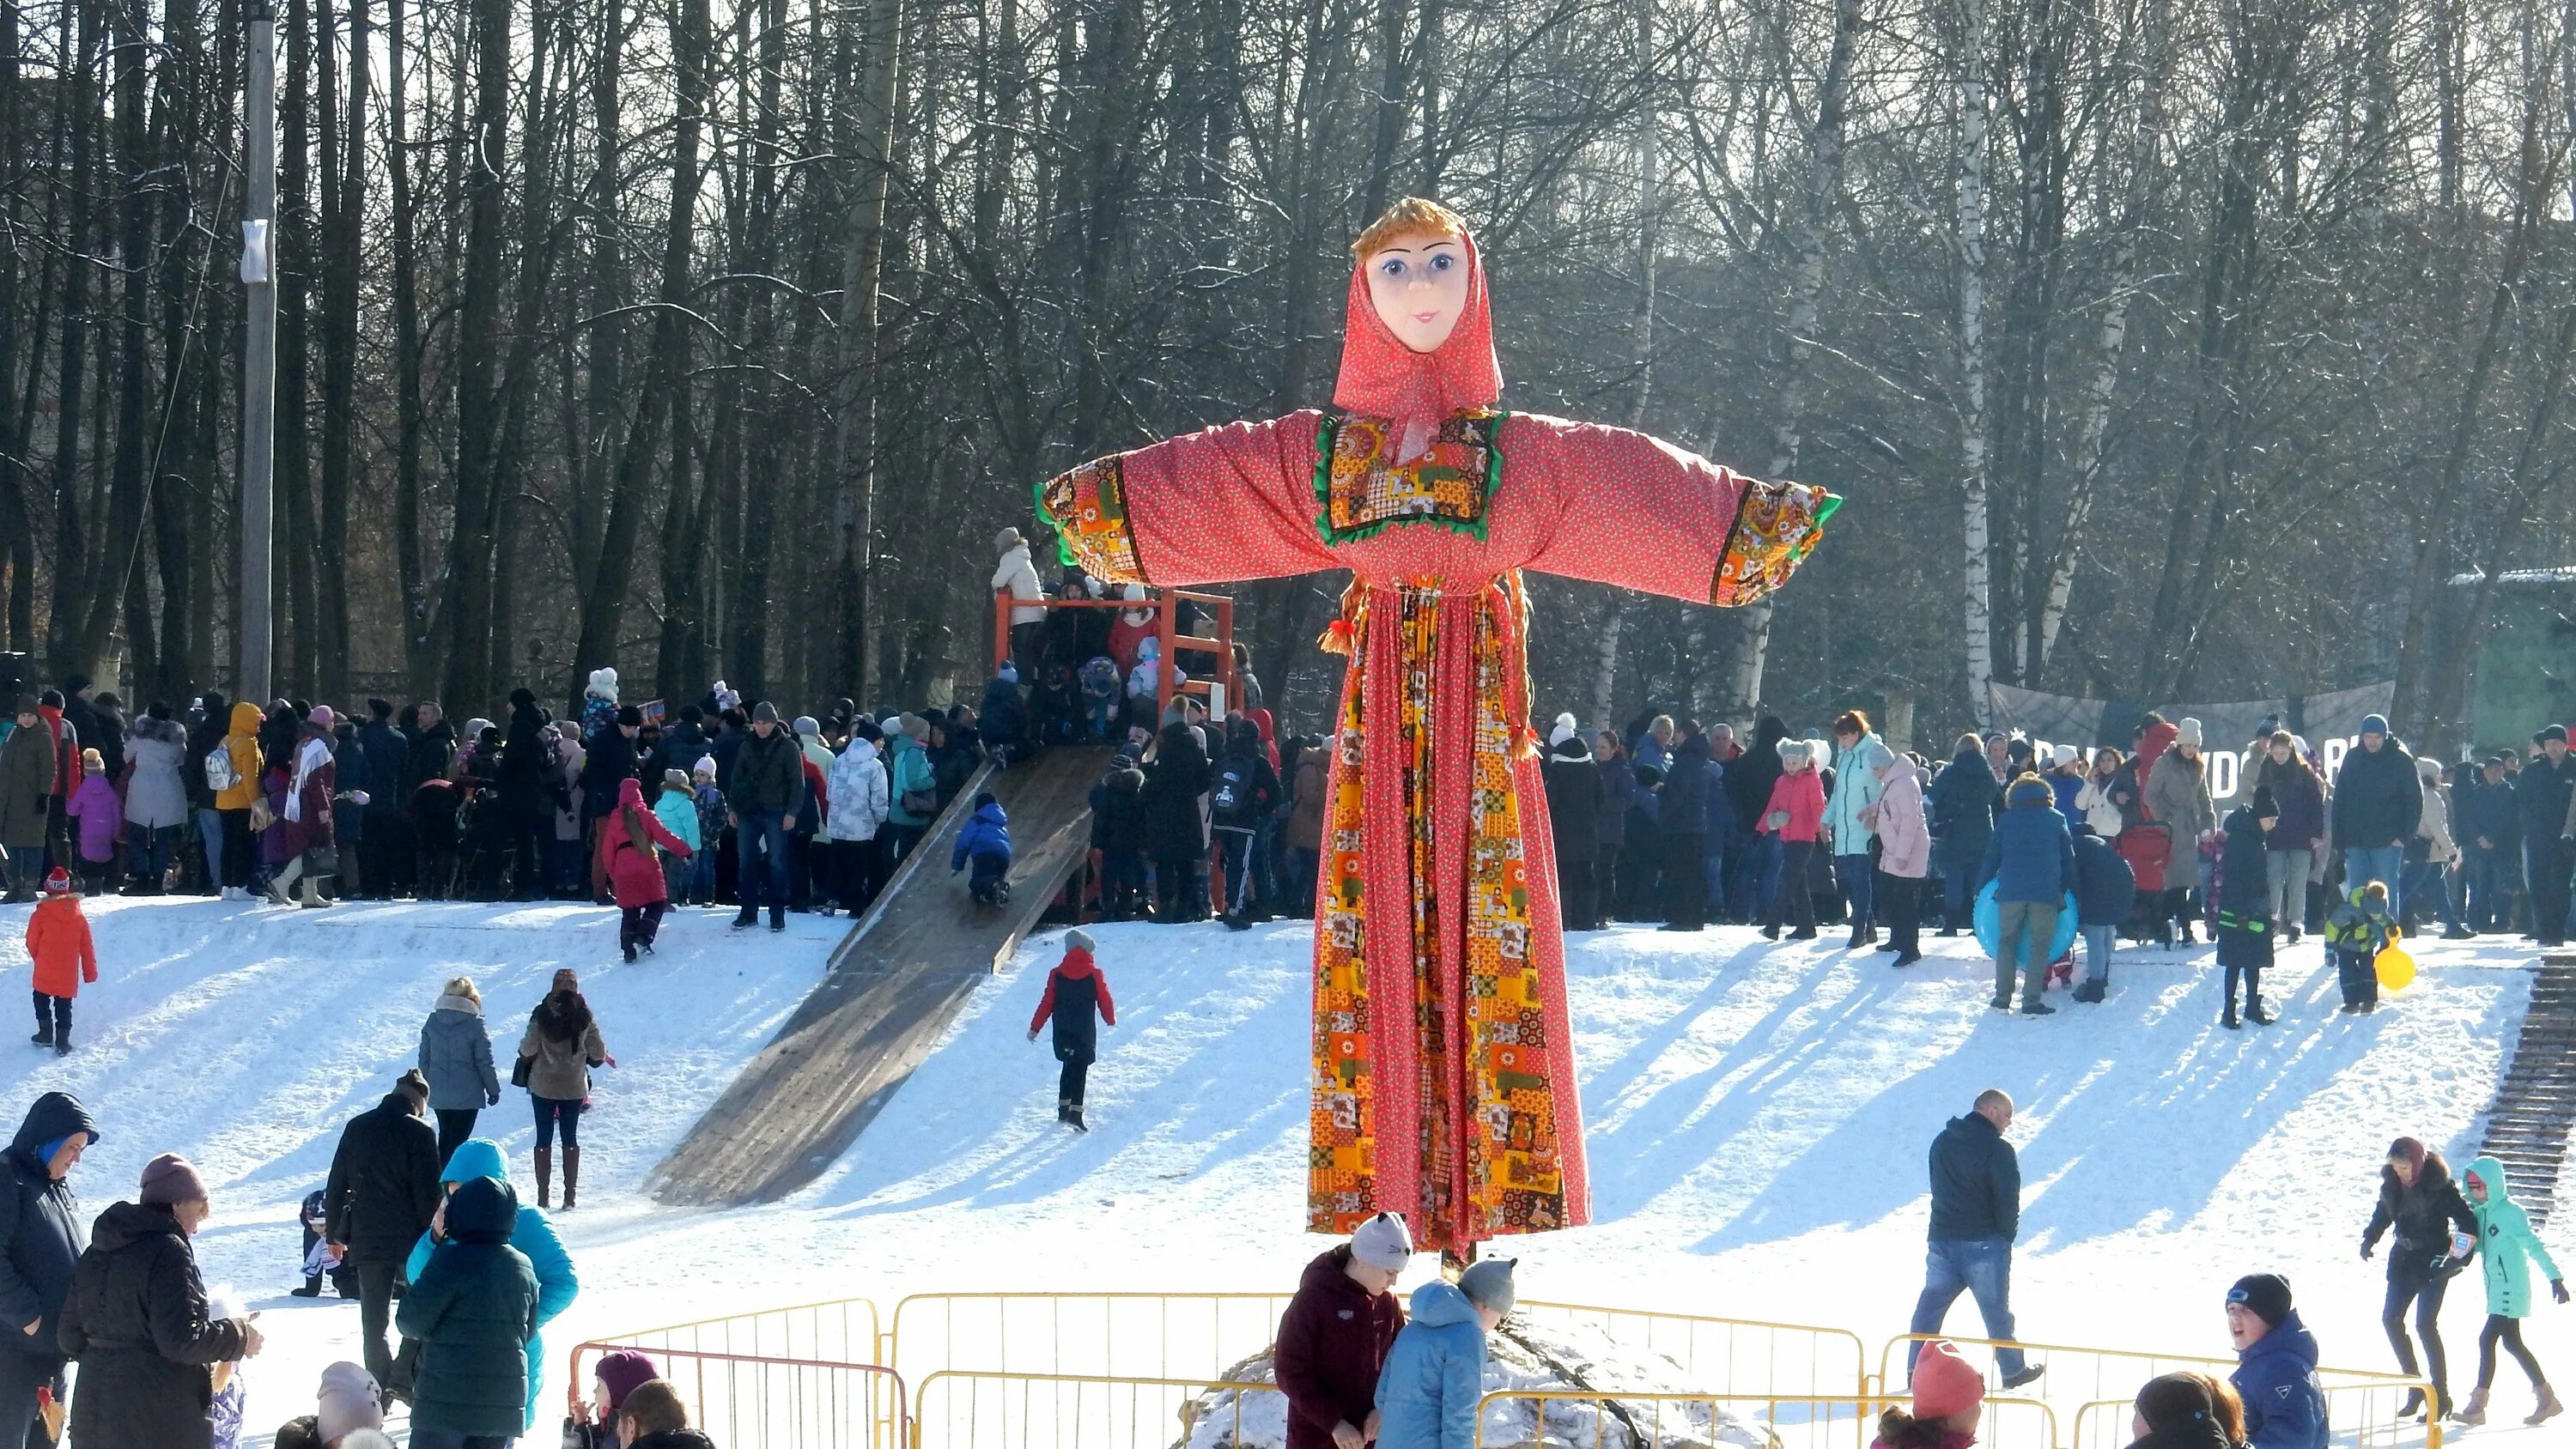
[2346, 845, 2406, 919]
[2400, 859, 2463, 932]
[2266, 848, 2312, 930]
[1733, 834, 1781, 923]
[1908, 1237, 2027, 1380]
[2081, 924, 2115, 986]
[2528, 838, 2572, 943]
[736, 808, 789, 923]
[2464, 852, 2515, 931]
[196, 807, 226, 891]
[1838, 852, 1874, 931]
[532, 1094, 584, 1150]
[688, 842, 718, 905]
[1996, 900, 2058, 1007]
[1765, 840, 1815, 933]
[2383, 1275, 2453, 1404]
[128, 825, 174, 885]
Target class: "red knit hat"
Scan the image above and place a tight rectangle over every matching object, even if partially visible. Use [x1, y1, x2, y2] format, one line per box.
[1912, 1339, 1987, 1422]
[40, 868, 70, 895]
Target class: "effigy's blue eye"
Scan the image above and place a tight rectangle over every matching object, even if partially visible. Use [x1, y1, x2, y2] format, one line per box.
[1429, 252, 1456, 272]
[1379, 258, 1407, 279]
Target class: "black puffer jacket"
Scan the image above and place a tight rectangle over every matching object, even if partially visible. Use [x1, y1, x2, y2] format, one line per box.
[2363, 1153, 2479, 1286]
[1544, 737, 1601, 860]
[730, 728, 805, 815]
[1143, 725, 1211, 862]
[0, 1094, 94, 1362]
[323, 1094, 441, 1266]
[406, 718, 459, 793]
[397, 1176, 540, 1440]
[1660, 737, 1713, 836]
[58, 1201, 247, 1449]
[2332, 738, 2423, 852]
[1724, 718, 1789, 833]
[1090, 767, 1149, 854]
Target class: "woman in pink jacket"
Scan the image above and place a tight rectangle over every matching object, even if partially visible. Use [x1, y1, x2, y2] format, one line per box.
[1759, 739, 1827, 941]
[1874, 753, 1933, 967]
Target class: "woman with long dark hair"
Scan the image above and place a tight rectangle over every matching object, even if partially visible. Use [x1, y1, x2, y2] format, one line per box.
[516, 970, 609, 1210]
[2251, 732, 2327, 943]
[2364, 1136, 2480, 1419]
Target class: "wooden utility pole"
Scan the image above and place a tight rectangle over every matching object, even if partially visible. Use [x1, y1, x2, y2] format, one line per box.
[239, 0, 277, 703]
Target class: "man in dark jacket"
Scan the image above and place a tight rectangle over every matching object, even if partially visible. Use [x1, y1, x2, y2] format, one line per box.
[1908, 1089, 2040, 1390]
[1724, 716, 1789, 920]
[2458, 754, 2521, 933]
[495, 691, 555, 900]
[355, 700, 409, 900]
[1211, 717, 1280, 931]
[0, 1094, 94, 1447]
[1659, 730, 1713, 932]
[395, 1175, 539, 1448]
[1543, 724, 1601, 931]
[653, 706, 709, 781]
[58, 1155, 253, 1449]
[2332, 715, 2422, 920]
[2521, 726, 2576, 945]
[1276, 1213, 1410, 1449]
[404, 703, 459, 794]
[325, 1070, 441, 1391]
[729, 703, 806, 932]
[184, 694, 231, 896]
[1091, 758, 1151, 920]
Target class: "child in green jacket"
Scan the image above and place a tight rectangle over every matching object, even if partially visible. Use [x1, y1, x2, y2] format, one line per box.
[2453, 1155, 2567, 1427]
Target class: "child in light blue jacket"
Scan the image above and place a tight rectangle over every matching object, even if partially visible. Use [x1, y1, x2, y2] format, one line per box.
[1376, 1258, 1515, 1449]
[653, 769, 702, 904]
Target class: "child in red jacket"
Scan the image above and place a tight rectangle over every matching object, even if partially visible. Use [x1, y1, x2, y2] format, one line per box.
[1759, 739, 1828, 942]
[1028, 929, 1115, 1131]
[597, 777, 692, 962]
[26, 868, 96, 1054]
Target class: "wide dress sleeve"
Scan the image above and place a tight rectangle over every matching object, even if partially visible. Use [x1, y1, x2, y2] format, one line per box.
[1498, 415, 1838, 607]
[1036, 414, 1340, 588]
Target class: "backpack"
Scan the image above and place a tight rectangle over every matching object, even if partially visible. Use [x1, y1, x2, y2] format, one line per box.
[204, 744, 240, 793]
[1212, 755, 1257, 824]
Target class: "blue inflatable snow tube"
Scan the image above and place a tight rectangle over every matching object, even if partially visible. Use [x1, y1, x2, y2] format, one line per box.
[1971, 877, 2080, 960]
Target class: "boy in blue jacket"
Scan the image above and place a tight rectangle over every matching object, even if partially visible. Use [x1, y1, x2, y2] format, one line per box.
[1981, 775, 2077, 1016]
[952, 791, 1013, 906]
[2069, 824, 2135, 1004]
[2227, 1274, 2327, 1449]
[1377, 1258, 1515, 1449]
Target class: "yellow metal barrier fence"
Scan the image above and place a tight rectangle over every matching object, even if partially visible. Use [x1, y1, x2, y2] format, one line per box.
[569, 1294, 886, 1366]
[565, 1341, 908, 1449]
[912, 1369, 1285, 1449]
[885, 1291, 1868, 1398]
[1883, 1334, 2438, 1449]
[1469, 1391, 2059, 1449]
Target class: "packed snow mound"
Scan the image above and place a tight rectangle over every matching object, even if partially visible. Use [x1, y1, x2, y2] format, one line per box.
[1180, 1315, 1779, 1449]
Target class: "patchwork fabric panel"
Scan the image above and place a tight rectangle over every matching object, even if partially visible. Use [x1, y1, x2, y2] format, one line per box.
[1036, 454, 1146, 585]
[1314, 409, 1505, 544]
[1710, 478, 1841, 607]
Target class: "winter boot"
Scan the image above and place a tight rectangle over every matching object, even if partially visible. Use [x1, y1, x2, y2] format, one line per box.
[2246, 999, 2275, 1027]
[562, 1146, 581, 1209]
[2221, 1007, 2241, 1030]
[2450, 1389, 2488, 1426]
[52, 1036, 67, 1057]
[1891, 949, 1923, 968]
[27, 1029, 48, 1049]
[2530, 1385, 2564, 1426]
[535, 1146, 553, 1209]
[2073, 979, 2106, 1003]
[1844, 925, 1868, 950]
[291, 1275, 323, 1299]
[2020, 1000, 2056, 1017]
[1066, 1106, 1087, 1134]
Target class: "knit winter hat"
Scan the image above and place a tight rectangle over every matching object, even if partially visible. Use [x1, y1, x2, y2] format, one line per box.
[42, 868, 70, 894]
[2361, 714, 2391, 737]
[995, 526, 1025, 553]
[2051, 743, 2080, 768]
[2416, 755, 2442, 781]
[1910, 1339, 1985, 1422]
[2136, 1373, 2222, 1434]
[2175, 717, 2203, 749]
[752, 701, 781, 724]
[2539, 724, 2568, 745]
[316, 1361, 385, 1441]
[1350, 1211, 1415, 1270]
[793, 716, 821, 737]
[554, 968, 583, 993]
[664, 768, 692, 791]
[1457, 1257, 1516, 1313]
[1549, 712, 1579, 747]
[594, 1350, 661, 1422]
[2247, 785, 2279, 822]
[588, 667, 619, 699]
[1065, 928, 1096, 954]
[395, 1068, 430, 1106]
[617, 705, 644, 728]
[138, 1153, 207, 1206]
[80, 748, 102, 773]
[2226, 1274, 2293, 1332]
[694, 756, 718, 779]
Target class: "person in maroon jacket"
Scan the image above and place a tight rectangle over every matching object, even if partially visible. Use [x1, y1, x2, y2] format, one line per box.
[1276, 1213, 1413, 1449]
[1028, 930, 1116, 1131]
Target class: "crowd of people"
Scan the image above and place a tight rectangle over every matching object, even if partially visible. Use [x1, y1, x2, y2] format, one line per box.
[0, 973, 722, 1449]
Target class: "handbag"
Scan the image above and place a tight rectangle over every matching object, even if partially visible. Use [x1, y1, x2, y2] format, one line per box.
[511, 1053, 533, 1088]
[303, 844, 338, 876]
[901, 786, 937, 817]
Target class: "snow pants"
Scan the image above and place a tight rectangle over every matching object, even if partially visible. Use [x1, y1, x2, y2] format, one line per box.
[1057, 1049, 1093, 1110]
[28, 993, 67, 1046]
[2336, 949, 2379, 1009]
[620, 900, 668, 955]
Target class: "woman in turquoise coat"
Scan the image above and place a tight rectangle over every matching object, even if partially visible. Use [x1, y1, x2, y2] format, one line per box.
[407, 1137, 581, 1431]
[2455, 1155, 2567, 1427]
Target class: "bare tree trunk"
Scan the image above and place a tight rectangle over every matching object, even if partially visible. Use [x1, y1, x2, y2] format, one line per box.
[443, 0, 513, 709]
[829, 0, 902, 701]
[386, 0, 431, 689]
[1953, 0, 1995, 725]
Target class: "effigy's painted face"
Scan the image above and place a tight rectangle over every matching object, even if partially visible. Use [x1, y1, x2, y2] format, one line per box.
[1365, 234, 1470, 353]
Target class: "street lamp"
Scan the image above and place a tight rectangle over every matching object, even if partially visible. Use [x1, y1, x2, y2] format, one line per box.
[238, 0, 277, 702]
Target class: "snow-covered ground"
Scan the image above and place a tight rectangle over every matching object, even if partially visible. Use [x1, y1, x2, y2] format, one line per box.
[0, 894, 2565, 1446]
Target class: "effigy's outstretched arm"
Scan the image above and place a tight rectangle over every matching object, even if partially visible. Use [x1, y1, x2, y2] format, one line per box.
[1503, 414, 1839, 607]
[1036, 411, 1340, 589]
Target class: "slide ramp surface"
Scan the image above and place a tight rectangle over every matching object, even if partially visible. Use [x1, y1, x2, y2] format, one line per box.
[653, 744, 1110, 1205]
